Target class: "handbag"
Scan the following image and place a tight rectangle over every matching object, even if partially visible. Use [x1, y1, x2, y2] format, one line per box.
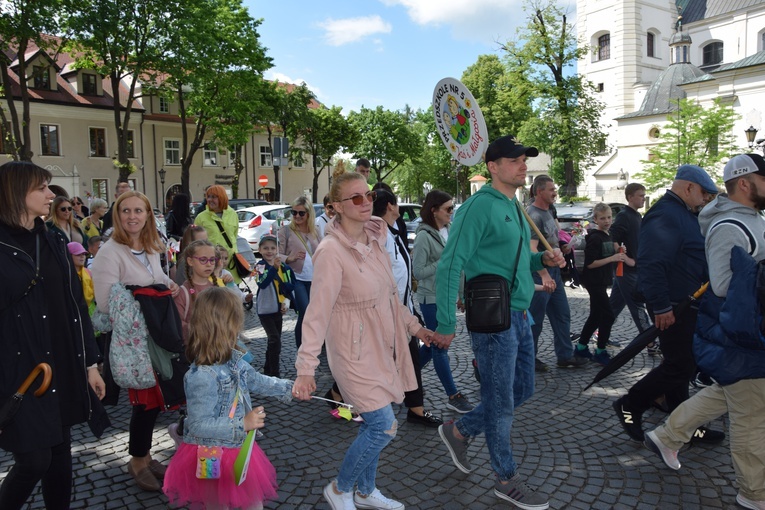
[213, 219, 251, 279]
[464, 238, 523, 333]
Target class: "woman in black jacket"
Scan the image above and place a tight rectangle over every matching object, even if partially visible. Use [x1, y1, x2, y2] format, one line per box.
[0, 161, 105, 510]
[165, 193, 191, 241]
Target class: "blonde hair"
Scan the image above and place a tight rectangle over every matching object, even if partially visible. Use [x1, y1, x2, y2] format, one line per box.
[110, 191, 164, 253]
[288, 195, 317, 237]
[186, 287, 243, 365]
[329, 172, 366, 203]
[592, 202, 612, 218]
[49, 196, 82, 231]
[183, 240, 219, 297]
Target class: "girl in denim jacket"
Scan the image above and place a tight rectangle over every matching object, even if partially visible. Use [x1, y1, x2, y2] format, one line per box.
[163, 287, 294, 510]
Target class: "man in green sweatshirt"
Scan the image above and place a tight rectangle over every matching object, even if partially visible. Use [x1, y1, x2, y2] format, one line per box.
[433, 134, 564, 510]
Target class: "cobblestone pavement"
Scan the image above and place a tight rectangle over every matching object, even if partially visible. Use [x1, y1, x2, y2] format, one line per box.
[1, 285, 737, 509]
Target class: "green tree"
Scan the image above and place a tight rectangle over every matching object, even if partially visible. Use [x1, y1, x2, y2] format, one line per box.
[636, 98, 739, 191]
[0, 0, 62, 160]
[347, 106, 421, 183]
[501, 0, 607, 195]
[290, 105, 356, 203]
[460, 54, 534, 142]
[65, 0, 180, 180]
[160, 0, 272, 197]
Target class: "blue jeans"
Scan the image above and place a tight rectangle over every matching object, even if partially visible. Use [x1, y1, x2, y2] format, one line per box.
[609, 269, 651, 333]
[529, 266, 574, 361]
[418, 303, 458, 397]
[336, 404, 397, 495]
[293, 279, 311, 348]
[456, 311, 535, 480]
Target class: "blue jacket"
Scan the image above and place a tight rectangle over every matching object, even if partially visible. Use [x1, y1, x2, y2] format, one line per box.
[694, 246, 765, 385]
[637, 191, 708, 314]
[183, 351, 293, 447]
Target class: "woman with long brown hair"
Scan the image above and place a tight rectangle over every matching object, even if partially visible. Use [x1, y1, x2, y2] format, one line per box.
[0, 161, 104, 510]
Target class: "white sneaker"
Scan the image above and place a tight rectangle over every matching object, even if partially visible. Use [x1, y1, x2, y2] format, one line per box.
[737, 493, 765, 510]
[323, 481, 356, 510]
[354, 488, 404, 509]
[644, 430, 680, 470]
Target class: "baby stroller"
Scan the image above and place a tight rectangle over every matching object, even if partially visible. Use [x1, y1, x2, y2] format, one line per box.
[234, 237, 258, 310]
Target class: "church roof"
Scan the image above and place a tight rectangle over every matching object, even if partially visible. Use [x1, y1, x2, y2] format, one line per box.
[677, 0, 764, 24]
[616, 63, 709, 119]
[714, 49, 765, 72]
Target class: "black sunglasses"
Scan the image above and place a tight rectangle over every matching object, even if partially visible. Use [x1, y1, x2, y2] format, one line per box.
[340, 190, 377, 206]
[60, 206, 73, 212]
[443, 205, 454, 213]
[291, 210, 307, 217]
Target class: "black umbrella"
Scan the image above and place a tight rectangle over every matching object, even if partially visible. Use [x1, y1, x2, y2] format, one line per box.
[0, 363, 52, 433]
[584, 283, 709, 391]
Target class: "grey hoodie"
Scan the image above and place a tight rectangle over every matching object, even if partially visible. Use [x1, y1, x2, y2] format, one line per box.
[698, 195, 765, 296]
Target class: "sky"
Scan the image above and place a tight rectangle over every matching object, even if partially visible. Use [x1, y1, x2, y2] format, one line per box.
[243, 0, 575, 114]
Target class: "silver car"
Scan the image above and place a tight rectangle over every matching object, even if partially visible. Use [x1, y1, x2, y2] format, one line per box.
[237, 205, 291, 254]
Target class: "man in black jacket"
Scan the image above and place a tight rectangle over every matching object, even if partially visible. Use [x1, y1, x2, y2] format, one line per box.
[101, 180, 132, 233]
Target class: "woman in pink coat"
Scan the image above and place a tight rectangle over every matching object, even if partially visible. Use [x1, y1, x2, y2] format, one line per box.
[292, 172, 433, 510]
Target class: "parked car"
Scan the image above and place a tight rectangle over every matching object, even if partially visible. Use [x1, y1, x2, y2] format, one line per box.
[397, 203, 421, 250]
[228, 198, 271, 210]
[555, 201, 627, 271]
[237, 204, 291, 254]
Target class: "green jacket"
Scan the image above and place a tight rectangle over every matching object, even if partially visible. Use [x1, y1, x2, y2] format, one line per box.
[435, 184, 544, 335]
[412, 222, 447, 305]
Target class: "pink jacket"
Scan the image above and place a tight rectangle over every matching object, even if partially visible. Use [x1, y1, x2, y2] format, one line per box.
[295, 216, 420, 413]
[277, 225, 320, 277]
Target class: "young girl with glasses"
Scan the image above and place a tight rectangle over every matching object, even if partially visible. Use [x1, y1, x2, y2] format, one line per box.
[174, 240, 220, 343]
[163, 287, 294, 510]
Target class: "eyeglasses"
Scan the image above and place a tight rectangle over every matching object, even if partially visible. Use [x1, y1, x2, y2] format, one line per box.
[291, 210, 307, 217]
[442, 206, 454, 213]
[191, 256, 220, 265]
[59, 206, 73, 212]
[340, 190, 377, 206]
[72, 201, 82, 206]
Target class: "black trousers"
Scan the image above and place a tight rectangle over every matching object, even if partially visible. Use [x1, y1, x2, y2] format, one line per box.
[260, 312, 283, 377]
[579, 284, 615, 349]
[0, 427, 72, 510]
[627, 307, 698, 413]
[403, 336, 425, 409]
[129, 405, 161, 457]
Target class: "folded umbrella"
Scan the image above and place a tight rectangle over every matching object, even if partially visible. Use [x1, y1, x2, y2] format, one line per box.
[583, 283, 708, 391]
[0, 363, 52, 433]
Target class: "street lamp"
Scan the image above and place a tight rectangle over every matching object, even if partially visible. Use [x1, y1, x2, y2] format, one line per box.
[158, 167, 166, 213]
[745, 126, 758, 148]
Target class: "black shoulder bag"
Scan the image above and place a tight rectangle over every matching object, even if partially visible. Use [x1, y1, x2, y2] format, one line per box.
[214, 219, 251, 279]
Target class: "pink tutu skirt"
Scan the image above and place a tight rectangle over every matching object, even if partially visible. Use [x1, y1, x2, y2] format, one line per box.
[163, 442, 277, 509]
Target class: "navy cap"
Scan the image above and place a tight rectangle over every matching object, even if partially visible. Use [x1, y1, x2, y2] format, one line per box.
[674, 164, 718, 194]
[485, 135, 539, 163]
[259, 234, 277, 245]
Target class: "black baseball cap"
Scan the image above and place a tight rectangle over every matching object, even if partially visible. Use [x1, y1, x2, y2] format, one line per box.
[485, 135, 539, 163]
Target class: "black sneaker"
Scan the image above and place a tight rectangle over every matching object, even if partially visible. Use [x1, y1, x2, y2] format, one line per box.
[690, 371, 713, 388]
[690, 426, 725, 444]
[556, 356, 588, 368]
[535, 358, 549, 373]
[613, 396, 644, 442]
[406, 409, 443, 428]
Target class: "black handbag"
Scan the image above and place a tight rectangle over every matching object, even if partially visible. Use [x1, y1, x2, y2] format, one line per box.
[464, 240, 522, 333]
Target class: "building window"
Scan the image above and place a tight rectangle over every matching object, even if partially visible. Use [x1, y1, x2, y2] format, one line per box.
[159, 97, 170, 113]
[126, 130, 135, 158]
[702, 42, 723, 66]
[203, 143, 219, 166]
[92, 179, 109, 200]
[597, 34, 610, 61]
[164, 139, 181, 165]
[597, 83, 604, 92]
[648, 127, 660, 141]
[762, 31, 765, 51]
[40, 124, 60, 156]
[82, 73, 97, 95]
[33, 65, 50, 90]
[89, 127, 107, 157]
[259, 145, 272, 167]
[647, 33, 655, 57]
[292, 157, 304, 168]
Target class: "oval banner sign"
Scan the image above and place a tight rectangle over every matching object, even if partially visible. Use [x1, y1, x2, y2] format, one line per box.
[432, 77, 489, 166]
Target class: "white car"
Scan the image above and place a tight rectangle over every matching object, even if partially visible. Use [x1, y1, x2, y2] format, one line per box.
[237, 205, 292, 254]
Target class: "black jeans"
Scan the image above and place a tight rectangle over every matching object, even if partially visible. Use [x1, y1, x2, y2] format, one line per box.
[403, 336, 425, 409]
[129, 405, 161, 457]
[627, 307, 698, 413]
[579, 284, 615, 349]
[0, 427, 72, 510]
[260, 312, 283, 377]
